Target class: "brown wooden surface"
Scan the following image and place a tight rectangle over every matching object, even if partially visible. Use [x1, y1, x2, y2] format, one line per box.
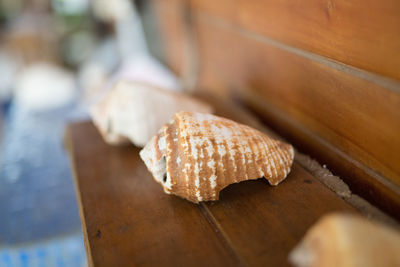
[194, 17, 400, 186]
[192, 17, 400, 219]
[144, 0, 400, 225]
[150, 0, 186, 76]
[203, 164, 353, 266]
[192, 0, 400, 81]
[66, 119, 357, 266]
[66, 122, 237, 267]
[244, 92, 400, 222]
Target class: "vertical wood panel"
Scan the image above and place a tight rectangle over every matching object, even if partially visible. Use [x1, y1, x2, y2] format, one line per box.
[192, 0, 400, 81]
[193, 17, 400, 218]
[148, 0, 400, 218]
[150, 0, 186, 76]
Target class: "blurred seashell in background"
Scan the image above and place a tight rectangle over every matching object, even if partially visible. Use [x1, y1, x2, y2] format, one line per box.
[15, 62, 76, 111]
[90, 81, 213, 147]
[111, 54, 182, 93]
[289, 213, 400, 267]
[79, 52, 182, 105]
[91, 0, 132, 22]
[140, 112, 294, 203]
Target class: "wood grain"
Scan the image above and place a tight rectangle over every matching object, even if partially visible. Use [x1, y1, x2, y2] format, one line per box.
[66, 122, 237, 267]
[191, 0, 400, 81]
[193, 93, 400, 222]
[244, 92, 400, 222]
[149, 0, 186, 76]
[193, 18, 400, 218]
[195, 18, 400, 184]
[66, 120, 358, 266]
[202, 164, 356, 267]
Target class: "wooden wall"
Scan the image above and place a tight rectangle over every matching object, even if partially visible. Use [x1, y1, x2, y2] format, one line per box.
[145, 0, 400, 220]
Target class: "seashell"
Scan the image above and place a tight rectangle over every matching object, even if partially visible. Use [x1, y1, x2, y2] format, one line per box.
[289, 213, 400, 267]
[140, 111, 294, 203]
[90, 80, 213, 147]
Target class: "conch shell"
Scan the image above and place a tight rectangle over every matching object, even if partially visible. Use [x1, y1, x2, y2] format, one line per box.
[289, 213, 400, 267]
[90, 80, 213, 147]
[140, 112, 294, 203]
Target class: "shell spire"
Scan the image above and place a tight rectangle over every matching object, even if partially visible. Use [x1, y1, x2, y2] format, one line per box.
[140, 112, 294, 203]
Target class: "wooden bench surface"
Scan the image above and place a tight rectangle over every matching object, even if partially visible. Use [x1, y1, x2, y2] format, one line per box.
[66, 114, 357, 266]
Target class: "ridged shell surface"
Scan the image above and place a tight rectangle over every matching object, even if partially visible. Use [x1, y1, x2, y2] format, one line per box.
[140, 112, 294, 203]
[90, 80, 213, 147]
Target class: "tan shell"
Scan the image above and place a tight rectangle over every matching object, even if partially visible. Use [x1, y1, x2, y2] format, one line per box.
[289, 213, 400, 267]
[90, 80, 213, 147]
[140, 112, 294, 203]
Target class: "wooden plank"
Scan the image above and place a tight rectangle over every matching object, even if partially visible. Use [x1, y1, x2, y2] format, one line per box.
[191, 0, 400, 81]
[66, 122, 237, 267]
[66, 118, 360, 266]
[193, 18, 400, 218]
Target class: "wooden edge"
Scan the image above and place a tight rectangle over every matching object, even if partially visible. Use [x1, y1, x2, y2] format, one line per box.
[240, 92, 400, 222]
[193, 92, 399, 226]
[64, 125, 94, 267]
[295, 154, 399, 229]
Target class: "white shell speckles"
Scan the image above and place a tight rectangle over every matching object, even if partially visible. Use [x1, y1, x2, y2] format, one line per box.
[140, 112, 295, 203]
[90, 80, 213, 147]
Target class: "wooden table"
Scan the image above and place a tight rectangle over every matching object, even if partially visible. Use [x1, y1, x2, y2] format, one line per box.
[65, 117, 357, 266]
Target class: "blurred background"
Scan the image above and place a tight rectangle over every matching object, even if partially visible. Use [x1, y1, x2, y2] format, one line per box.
[0, 0, 178, 266]
[2, 0, 399, 265]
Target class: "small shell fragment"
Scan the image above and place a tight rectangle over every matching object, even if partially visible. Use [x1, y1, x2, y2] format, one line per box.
[289, 213, 400, 267]
[90, 80, 213, 147]
[140, 112, 294, 203]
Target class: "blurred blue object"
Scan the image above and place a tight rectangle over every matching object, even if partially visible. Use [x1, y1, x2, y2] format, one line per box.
[0, 232, 86, 267]
[0, 99, 88, 245]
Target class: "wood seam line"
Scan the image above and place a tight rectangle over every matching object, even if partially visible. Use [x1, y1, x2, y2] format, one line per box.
[193, 11, 400, 94]
[232, 99, 400, 223]
[64, 128, 95, 267]
[200, 97, 400, 224]
[198, 203, 248, 267]
[244, 95, 400, 197]
[295, 154, 400, 229]
[205, 86, 400, 199]
[218, 98, 400, 226]
[156, 4, 400, 193]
